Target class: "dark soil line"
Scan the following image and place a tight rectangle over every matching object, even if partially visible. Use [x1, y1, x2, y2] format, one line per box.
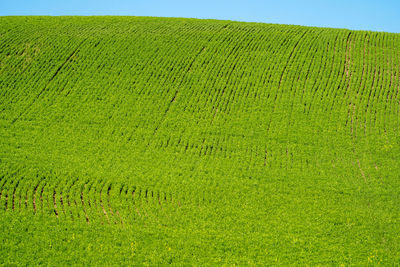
[264, 146, 268, 167]
[12, 180, 20, 210]
[80, 187, 89, 223]
[0, 175, 8, 201]
[53, 189, 58, 217]
[39, 185, 44, 211]
[25, 186, 29, 208]
[4, 193, 8, 211]
[86, 183, 93, 208]
[59, 192, 66, 215]
[74, 199, 80, 219]
[32, 180, 42, 213]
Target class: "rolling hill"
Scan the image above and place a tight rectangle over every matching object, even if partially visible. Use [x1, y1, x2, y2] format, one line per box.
[0, 16, 399, 265]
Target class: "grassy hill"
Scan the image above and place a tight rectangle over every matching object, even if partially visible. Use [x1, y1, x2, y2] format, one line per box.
[0, 16, 399, 265]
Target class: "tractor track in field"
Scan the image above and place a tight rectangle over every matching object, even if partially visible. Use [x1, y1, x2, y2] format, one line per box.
[10, 38, 87, 125]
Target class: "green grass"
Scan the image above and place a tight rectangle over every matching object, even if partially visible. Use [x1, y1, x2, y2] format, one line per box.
[0, 16, 399, 265]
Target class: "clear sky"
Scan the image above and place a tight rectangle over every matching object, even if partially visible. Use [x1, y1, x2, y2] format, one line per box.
[1, 0, 399, 33]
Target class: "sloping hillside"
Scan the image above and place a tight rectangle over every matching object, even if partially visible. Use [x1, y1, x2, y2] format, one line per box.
[0, 16, 399, 265]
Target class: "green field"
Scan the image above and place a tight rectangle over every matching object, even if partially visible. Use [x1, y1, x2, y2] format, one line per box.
[0, 16, 399, 265]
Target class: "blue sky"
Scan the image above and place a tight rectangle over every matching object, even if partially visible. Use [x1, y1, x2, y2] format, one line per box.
[1, 0, 399, 33]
